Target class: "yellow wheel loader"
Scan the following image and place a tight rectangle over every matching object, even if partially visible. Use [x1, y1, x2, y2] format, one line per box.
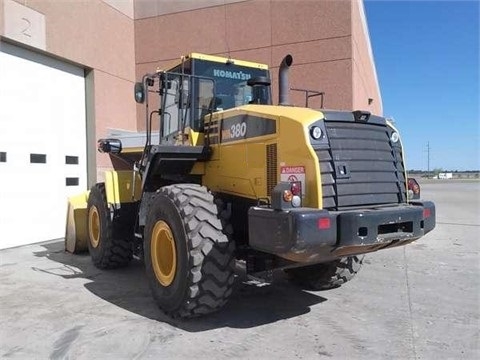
[66, 53, 435, 318]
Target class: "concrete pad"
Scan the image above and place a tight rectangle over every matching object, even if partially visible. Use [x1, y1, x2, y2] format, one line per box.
[0, 181, 479, 359]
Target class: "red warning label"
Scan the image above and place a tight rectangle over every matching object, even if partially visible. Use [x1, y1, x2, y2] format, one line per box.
[280, 166, 305, 174]
[280, 166, 306, 195]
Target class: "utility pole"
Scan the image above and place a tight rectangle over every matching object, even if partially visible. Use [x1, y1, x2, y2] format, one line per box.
[426, 142, 430, 178]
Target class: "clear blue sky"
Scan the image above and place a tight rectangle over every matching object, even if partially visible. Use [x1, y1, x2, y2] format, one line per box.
[364, 0, 479, 171]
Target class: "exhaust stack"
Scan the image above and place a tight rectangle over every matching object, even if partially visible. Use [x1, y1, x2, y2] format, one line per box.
[279, 54, 293, 106]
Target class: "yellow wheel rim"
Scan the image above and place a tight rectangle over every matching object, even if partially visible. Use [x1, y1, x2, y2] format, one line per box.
[88, 206, 100, 248]
[151, 221, 177, 287]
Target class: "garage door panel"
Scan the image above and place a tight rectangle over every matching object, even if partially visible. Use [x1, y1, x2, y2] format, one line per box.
[0, 42, 87, 249]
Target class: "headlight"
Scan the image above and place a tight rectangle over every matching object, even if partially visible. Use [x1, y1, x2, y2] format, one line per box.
[310, 126, 323, 140]
[390, 131, 399, 143]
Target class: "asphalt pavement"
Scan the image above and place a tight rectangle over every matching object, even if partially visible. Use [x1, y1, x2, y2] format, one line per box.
[0, 180, 478, 359]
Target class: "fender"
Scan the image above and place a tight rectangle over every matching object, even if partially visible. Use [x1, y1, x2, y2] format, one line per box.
[104, 170, 142, 206]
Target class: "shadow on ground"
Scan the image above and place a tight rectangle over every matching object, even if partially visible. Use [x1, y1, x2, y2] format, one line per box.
[32, 240, 327, 331]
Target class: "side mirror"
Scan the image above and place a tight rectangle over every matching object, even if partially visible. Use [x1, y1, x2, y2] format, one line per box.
[134, 82, 145, 104]
[97, 138, 122, 154]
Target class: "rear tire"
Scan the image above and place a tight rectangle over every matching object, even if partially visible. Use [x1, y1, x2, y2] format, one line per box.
[286, 256, 364, 290]
[86, 183, 132, 269]
[144, 184, 235, 318]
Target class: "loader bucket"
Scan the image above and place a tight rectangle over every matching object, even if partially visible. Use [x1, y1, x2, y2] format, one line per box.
[65, 191, 90, 253]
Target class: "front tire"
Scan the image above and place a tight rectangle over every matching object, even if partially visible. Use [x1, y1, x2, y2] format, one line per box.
[144, 184, 235, 318]
[86, 183, 132, 269]
[286, 256, 364, 290]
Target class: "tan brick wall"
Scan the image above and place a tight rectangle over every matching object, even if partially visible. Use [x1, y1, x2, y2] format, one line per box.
[351, 0, 382, 115]
[133, 0, 382, 129]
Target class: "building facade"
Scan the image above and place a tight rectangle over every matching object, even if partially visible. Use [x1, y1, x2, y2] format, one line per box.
[0, 0, 381, 248]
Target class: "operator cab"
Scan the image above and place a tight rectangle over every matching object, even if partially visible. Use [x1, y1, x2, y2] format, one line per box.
[135, 53, 271, 145]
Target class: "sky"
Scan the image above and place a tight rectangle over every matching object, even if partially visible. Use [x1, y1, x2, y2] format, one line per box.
[364, 0, 479, 171]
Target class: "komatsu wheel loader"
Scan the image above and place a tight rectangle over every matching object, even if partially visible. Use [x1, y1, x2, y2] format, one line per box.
[66, 53, 435, 318]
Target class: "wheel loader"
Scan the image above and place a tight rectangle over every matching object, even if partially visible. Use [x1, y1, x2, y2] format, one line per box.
[65, 53, 436, 318]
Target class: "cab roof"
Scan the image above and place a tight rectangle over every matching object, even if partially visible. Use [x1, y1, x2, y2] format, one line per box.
[185, 53, 269, 70]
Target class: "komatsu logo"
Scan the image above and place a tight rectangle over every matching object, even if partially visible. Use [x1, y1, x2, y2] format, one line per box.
[213, 69, 251, 81]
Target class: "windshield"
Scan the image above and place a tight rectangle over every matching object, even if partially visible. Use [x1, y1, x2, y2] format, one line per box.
[193, 59, 271, 110]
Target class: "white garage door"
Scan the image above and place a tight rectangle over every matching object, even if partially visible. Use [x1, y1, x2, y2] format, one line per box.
[0, 42, 87, 249]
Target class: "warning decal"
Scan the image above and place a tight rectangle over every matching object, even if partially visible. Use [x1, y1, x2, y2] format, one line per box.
[280, 166, 306, 195]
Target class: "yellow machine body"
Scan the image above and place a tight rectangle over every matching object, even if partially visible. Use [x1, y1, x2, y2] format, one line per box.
[199, 105, 325, 208]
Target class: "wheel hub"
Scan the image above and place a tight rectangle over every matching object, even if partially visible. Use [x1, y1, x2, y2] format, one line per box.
[88, 206, 100, 248]
[151, 220, 177, 286]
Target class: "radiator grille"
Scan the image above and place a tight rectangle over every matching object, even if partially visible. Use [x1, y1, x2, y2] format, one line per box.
[318, 121, 406, 210]
[266, 143, 277, 196]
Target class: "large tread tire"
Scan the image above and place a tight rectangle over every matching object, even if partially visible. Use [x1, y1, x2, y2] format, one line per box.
[286, 255, 364, 290]
[86, 183, 133, 269]
[144, 184, 235, 318]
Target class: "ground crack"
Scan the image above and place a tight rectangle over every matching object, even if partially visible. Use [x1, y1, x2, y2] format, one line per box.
[403, 247, 418, 360]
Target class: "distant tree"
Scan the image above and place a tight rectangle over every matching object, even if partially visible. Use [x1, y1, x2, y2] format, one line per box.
[433, 168, 443, 176]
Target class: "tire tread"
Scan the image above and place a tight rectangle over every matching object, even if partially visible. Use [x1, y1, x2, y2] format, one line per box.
[87, 183, 132, 269]
[287, 255, 364, 290]
[149, 184, 235, 318]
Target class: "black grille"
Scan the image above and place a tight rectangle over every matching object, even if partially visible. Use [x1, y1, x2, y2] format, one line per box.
[266, 143, 277, 196]
[317, 121, 406, 210]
